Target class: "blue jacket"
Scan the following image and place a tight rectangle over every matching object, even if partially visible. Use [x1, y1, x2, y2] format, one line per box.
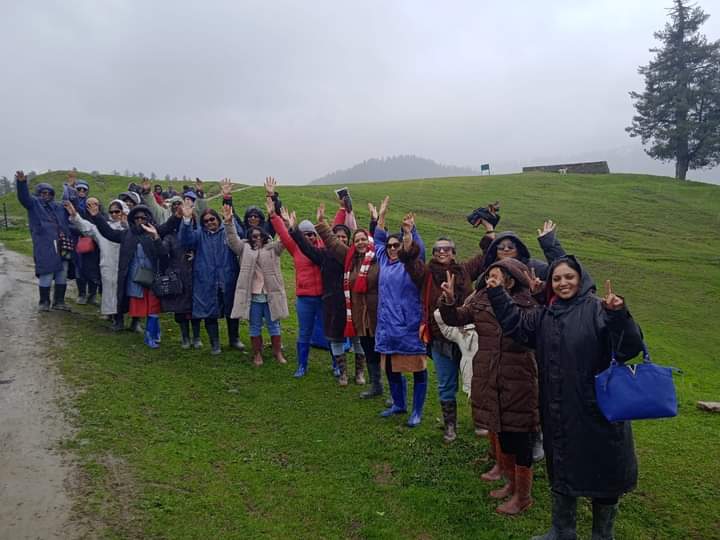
[373, 227, 427, 355]
[16, 180, 72, 277]
[179, 218, 241, 319]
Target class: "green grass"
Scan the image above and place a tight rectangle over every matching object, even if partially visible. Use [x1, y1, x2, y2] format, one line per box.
[2, 171, 720, 539]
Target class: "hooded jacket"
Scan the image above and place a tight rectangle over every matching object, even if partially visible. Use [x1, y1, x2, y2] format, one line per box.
[439, 257, 540, 433]
[243, 205, 276, 239]
[16, 180, 72, 277]
[487, 256, 643, 498]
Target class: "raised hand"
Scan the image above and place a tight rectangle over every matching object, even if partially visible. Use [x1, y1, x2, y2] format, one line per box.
[220, 178, 233, 197]
[141, 223, 159, 239]
[195, 177, 204, 192]
[15, 170, 27, 182]
[289, 210, 297, 229]
[440, 270, 456, 304]
[367, 202, 378, 221]
[86, 199, 99, 217]
[401, 212, 415, 233]
[378, 195, 390, 218]
[142, 177, 151, 193]
[182, 199, 194, 219]
[66, 173, 76, 187]
[523, 267, 544, 295]
[63, 200, 77, 217]
[601, 280, 625, 311]
[264, 176, 277, 197]
[265, 196, 275, 217]
[538, 220, 556, 237]
[221, 203, 233, 223]
[316, 203, 326, 223]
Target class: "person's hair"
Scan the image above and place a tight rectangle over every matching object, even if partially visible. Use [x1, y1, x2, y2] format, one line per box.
[182, 185, 191, 192]
[247, 226, 269, 248]
[200, 208, 221, 226]
[551, 257, 581, 280]
[432, 236, 456, 255]
[154, 184, 162, 190]
[332, 224, 351, 243]
[387, 233, 402, 244]
[109, 201, 123, 213]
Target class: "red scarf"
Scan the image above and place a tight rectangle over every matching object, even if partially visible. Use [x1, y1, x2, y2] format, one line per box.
[343, 235, 375, 337]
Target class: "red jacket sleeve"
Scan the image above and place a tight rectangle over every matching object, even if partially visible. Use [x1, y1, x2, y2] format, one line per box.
[270, 214, 299, 257]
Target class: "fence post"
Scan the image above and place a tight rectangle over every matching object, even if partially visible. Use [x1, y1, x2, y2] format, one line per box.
[2, 202, 6, 229]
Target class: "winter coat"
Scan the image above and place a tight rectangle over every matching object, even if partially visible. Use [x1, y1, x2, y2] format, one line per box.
[178, 216, 240, 319]
[91, 206, 171, 314]
[400, 243, 485, 344]
[374, 228, 427, 356]
[290, 225, 346, 340]
[488, 256, 643, 498]
[242, 199, 280, 238]
[70, 214, 125, 315]
[16, 180, 72, 277]
[159, 227, 194, 315]
[315, 222, 380, 337]
[478, 230, 566, 284]
[440, 258, 540, 433]
[225, 221, 288, 322]
[270, 214, 323, 297]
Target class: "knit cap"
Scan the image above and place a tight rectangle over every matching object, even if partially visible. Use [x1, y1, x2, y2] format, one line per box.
[298, 220, 316, 234]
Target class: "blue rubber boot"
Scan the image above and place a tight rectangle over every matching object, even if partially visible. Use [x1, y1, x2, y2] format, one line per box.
[407, 380, 428, 427]
[331, 355, 341, 378]
[144, 316, 160, 349]
[380, 376, 407, 417]
[294, 342, 310, 378]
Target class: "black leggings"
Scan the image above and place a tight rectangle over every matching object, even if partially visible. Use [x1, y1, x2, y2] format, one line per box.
[360, 336, 380, 366]
[499, 431, 534, 468]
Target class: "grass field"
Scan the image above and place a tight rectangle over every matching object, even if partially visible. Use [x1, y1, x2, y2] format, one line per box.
[1, 171, 719, 539]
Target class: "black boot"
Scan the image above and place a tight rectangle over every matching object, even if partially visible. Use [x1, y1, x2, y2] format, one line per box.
[530, 491, 578, 540]
[226, 317, 245, 350]
[38, 286, 51, 312]
[129, 317, 143, 333]
[441, 400, 457, 443]
[111, 313, 125, 331]
[52, 285, 71, 311]
[359, 358, 383, 398]
[207, 320, 221, 355]
[87, 281, 99, 306]
[179, 320, 191, 349]
[591, 501, 618, 540]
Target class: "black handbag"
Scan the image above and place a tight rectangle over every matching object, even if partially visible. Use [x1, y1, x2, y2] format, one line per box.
[152, 270, 183, 297]
[133, 266, 155, 288]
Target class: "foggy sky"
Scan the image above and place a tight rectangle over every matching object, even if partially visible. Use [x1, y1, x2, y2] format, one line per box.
[2, 0, 719, 184]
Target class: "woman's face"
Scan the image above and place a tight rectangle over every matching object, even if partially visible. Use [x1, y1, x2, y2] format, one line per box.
[247, 213, 261, 227]
[551, 263, 581, 300]
[354, 232, 369, 253]
[496, 239, 518, 261]
[303, 230, 318, 246]
[485, 267, 513, 290]
[249, 229, 264, 249]
[202, 213, 220, 232]
[109, 204, 123, 222]
[335, 229, 349, 246]
[133, 212, 150, 228]
[386, 238, 401, 261]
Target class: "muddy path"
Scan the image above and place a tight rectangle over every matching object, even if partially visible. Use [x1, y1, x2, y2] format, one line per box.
[0, 245, 84, 539]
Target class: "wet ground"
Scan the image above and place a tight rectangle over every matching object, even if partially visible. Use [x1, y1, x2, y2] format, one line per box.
[0, 245, 83, 539]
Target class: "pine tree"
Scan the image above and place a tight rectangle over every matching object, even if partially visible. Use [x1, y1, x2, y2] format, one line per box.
[627, 0, 720, 180]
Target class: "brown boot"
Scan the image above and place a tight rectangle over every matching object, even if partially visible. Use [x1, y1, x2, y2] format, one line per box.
[441, 400, 457, 443]
[271, 335, 287, 364]
[251, 336, 264, 366]
[481, 432, 503, 482]
[337, 354, 348, 386]
[497, 465, 533, 515]
[354, 354, 366, 384]
[489, 450, 516, 499]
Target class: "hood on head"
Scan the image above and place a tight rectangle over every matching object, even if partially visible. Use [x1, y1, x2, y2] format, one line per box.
[109, 199, 130, 215]
[484, 258, 531, 289]
[298, 220, 316, 234]
[35, 183, 55, 197]
[76, 180, 90, 191]
[243, 205, 266, 226]
[484, 231, 532, 267]
[127, 205, 155, 225]
[120, 191, 141, 205]
[546, 255, 595, 302]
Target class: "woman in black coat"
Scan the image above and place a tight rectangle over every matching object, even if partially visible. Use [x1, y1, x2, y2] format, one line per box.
[487, 255, 643, 540]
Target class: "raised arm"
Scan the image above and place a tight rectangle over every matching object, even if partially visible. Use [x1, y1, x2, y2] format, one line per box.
[315, 221, 349, 265]
[600, 280, 644, 363]
[87, 203, 124, 244]
[487, 284, 539, 349]
[290, 226, 324, 266]
[537, 220, 566, 265]
[178, 200, 200, 248]
[15, 171, 34, 209]
[270, 213, 299, 257]
[222, 204, 246, 256]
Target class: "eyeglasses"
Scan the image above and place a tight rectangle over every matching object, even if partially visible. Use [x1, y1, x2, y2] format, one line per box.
[203, 217, 218, 224]
[497, 243, 516, 251]
[387, 243, 401, 250]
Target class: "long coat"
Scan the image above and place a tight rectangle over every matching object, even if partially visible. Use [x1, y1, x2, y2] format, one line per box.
[225, 221, 288, 322]
[478, 230, 566, 284]
[91, 206, 171, 315]
[160, 228, 194, 315]
[71, 214, 124, 315]
[316, 222, 380, 337]
[488, 257, 643, 498]
[16, 180, 72, 277]
[290, 225, 346, 340]
[178, 217, 240, 319]
[439, 258, 540, 433]
[373, 228, 427, 356]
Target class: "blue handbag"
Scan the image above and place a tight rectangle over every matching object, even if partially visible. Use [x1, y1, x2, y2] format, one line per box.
[594, 342, 680, 422]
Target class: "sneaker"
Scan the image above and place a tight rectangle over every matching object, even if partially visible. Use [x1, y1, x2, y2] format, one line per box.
[192, 337, 203, 349]
[229, 339, 245, 351]
[181, 337, 191, 350]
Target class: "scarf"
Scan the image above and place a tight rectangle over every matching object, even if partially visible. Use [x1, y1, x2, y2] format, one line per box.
[343, 236, 375, 337]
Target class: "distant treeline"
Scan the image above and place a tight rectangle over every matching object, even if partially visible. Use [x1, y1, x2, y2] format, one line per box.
[311, 155, 479, 185]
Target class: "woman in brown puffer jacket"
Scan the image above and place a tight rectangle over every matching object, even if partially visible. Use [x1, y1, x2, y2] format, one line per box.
[439, 257, 539, 516]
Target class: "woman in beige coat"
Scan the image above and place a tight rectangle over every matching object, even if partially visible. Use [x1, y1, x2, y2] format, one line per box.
[223, 203, 289, 366]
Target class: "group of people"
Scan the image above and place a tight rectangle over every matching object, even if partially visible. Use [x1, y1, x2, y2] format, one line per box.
[15, 170, 645, 540]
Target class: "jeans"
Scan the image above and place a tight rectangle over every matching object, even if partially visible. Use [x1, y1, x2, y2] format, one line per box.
[249, 301, 281, 337]
[296, 295, 323, 344]
[38, 261, 68, 287]
[431, 342, 460, 401]
[329, 337, 364, 356]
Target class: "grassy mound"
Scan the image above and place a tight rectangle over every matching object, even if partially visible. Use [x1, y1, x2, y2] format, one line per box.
[1, 171, 719, 539]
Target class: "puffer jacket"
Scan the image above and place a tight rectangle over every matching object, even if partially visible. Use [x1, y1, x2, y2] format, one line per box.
[488, 255, 643, 498]
[270, 214, 323, 297]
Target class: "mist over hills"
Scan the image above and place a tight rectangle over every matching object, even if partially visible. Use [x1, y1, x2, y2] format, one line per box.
[311, 155, 479, 185]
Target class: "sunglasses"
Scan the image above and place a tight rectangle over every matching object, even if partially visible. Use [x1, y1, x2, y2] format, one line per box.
[203, 217, 218, 224]
[109, 209, 122, 215]
[387, 243, 401, 250]
[434, 246, 453, 253]
[76, 187, 88, 192]
[497, 243, 516, 251]
[248, 214, 260, 220]
[134, 215, 148, 221]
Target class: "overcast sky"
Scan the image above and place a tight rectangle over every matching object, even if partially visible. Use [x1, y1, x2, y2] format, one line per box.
[2, 0, 719, 184]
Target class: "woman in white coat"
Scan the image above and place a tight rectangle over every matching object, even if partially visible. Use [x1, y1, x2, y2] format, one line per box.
[65, 198, 128, 329]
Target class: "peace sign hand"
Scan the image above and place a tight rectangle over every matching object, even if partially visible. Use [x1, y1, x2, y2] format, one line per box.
[601, 280, 625, 311]
[523, 267, 544, 295]
[538, 220, 556, 238]
[440, 270, 456, 304]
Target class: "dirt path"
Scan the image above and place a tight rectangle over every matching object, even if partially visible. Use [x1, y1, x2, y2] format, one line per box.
[0, 245, 83, 539]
